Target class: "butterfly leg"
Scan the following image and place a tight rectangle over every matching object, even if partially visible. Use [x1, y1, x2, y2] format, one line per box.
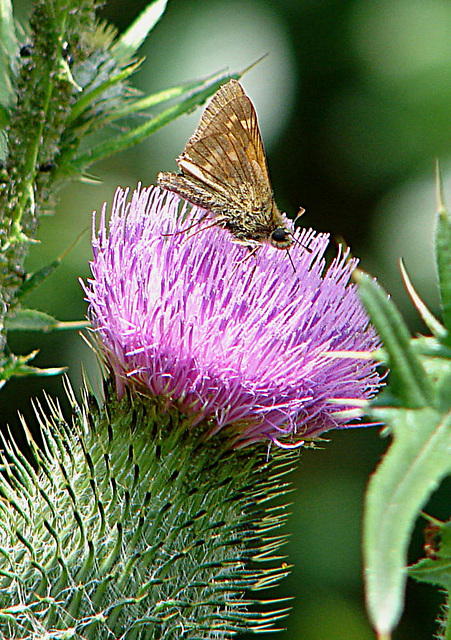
[161, 211, 211, 239]
[228, 245, 260, 279]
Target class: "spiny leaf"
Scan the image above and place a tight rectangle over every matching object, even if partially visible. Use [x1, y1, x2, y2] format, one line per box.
[0, 0, 15, 58]
[399, 258, 447, 340]
[364, 405, 451, 636]
[0, 0, 15, 109]
[435, 161, 451, 346]
[113, 0, 169, 62]
[69, 71, 241, 173]
[409, 518, 451, 591]
[16, 227, 87, 300]
[356, 269, 433, 408]
[5, 309, 87, 332]
[103, 69, 238, 123]
[0, 351, 65, 386]
[67, 59, 143, 125]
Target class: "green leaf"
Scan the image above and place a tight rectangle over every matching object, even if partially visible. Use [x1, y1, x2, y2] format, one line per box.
[0, 351, 65, 386]
[0, 104, 9, 128]
[435, 162, 451, 346]
[409, 518, 451, 591]
[0, 0, 16, 108]
[356, 270, 434, 408]
[399, 258, 447, 340]
[105, 70, 236, 123]
[410, 335, 451, 360]
[17, 228, 87, 299]
[67, 59, 143, 125]
[69, 71, 240, 173]
[363, 405, 451, 636]
[17, 260, 61, 299]
[5, 309, 88, 332]
[0, 0, 15, 58]
[113, 0, 169, 62]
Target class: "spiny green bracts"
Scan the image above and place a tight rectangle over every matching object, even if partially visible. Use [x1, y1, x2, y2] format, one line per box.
[0, 378, 295, 639]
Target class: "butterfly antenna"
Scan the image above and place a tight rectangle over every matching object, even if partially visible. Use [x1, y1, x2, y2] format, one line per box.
[293, 206, 306, 227]
[291, 206, 313, 255]
[291, 233, 313, 254]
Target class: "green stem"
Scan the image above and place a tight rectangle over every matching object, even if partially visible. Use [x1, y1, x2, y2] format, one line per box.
[9, 4, 69, 240]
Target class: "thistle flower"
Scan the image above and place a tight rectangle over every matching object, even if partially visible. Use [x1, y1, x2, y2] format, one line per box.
[85, 185, 380, 448]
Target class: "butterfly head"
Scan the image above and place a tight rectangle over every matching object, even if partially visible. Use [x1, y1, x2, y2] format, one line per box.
[269, 226, 294, 250]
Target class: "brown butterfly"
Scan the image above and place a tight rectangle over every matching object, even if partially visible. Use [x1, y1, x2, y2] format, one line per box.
[158, 79, 301, 250]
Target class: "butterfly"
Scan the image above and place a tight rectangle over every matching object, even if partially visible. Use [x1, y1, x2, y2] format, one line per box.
[158, 79, 302, 251]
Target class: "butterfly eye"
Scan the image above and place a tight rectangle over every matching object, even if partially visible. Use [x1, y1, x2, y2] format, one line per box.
[271, 228, 290, 243]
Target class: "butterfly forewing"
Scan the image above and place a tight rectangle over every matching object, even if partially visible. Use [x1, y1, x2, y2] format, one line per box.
[182, 93, 269, 198]
[158, 79, 296, 249]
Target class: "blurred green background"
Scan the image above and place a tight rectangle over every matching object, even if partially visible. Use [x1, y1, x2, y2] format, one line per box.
[5, 0, 451, 637]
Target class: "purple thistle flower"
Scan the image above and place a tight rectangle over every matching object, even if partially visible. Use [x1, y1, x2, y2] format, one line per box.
[84, 184, 381, 448]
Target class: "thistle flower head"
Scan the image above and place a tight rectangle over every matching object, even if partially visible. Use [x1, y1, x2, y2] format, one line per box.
[84, 185, 380, 448]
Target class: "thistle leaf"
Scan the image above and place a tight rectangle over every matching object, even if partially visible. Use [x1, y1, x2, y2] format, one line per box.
[113, 0, 169, 61]
[355, 270, 433, 407]
[0, 0, 15, 108]
[399, 258, 447, 340]
[435, 162, 451, 346]
[0, 351, 65, 385]
[358, 259, 451, 637]
[105, 69, 240, 122]
[409, 518, 451, 591]
[364, 405, 451, 636]
[5, 308, 87, 332]
[16, 228, 87, 300]
[69, 71, 241, 173]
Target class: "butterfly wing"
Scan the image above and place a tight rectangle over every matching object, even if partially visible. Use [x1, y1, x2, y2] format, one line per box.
[158, 80, 293, 249]
[177, 80, 273, 208]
